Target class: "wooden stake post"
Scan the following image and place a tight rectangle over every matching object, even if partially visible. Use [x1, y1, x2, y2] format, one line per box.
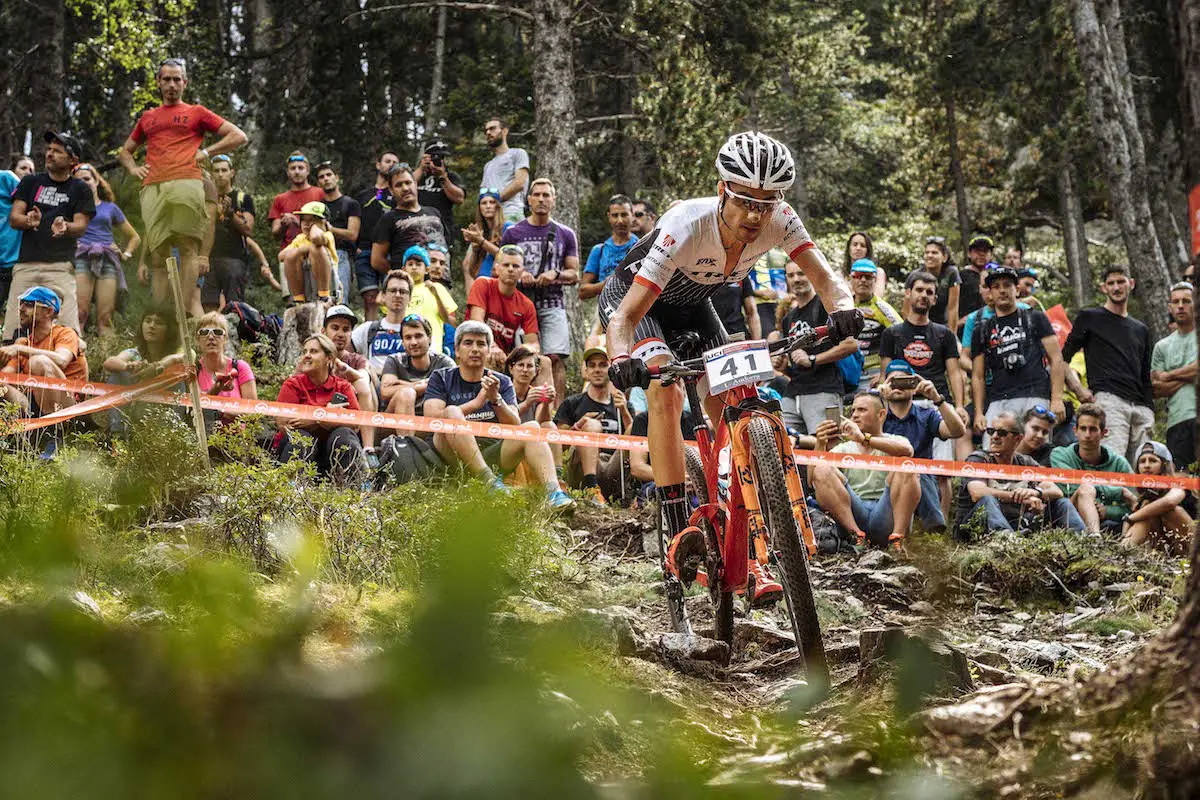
[165, 256, 210, 467]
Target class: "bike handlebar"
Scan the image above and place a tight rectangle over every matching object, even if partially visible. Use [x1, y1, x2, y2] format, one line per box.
[648, 326, 830, 380]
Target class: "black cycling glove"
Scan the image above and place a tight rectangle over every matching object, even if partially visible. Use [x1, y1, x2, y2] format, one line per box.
[609, 355, 652, 391]
[827, 308, 866, 342]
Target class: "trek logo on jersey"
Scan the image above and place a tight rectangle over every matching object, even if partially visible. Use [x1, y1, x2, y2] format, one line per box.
[32, 186, 71, 208]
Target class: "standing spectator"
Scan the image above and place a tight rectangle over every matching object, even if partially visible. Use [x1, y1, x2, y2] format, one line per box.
[315, 162, 361, 304]
[320, 304, 378, 452]
[118, 60, 246, 314]
[352, 269, 412, 378]
[630, 198, 657, 238]
[958, 234, 994, 323]
[1151, 282, 1197, 470]
[1122, 441, 1194, 549]
[426, 243, 452, 290]
[401, 245, 457, 353]
[1004, 245, 1024, 270]
[380, 314, 455, 416]
[71, 163, 139, 336]
[268, 152, 325, 248]
[903, 237, 960, 332]
[953, 411, 1083, 540]
[4, 132, 94, 338]
[1062, 265, 1154, 464]
[808, 392, 921, 547]
[424, 321, 574, 509]
[848, 258, 901, 389]
[0, 155, 36, 314]
[273, 334, 366, 484]
[354, 150, 399, 321]
[467, 245, 543, 363]
[1015, 267, 1045, 312]
[580, 194, 639, 300]
[461, 188, 512, 291]
[880, 360, 965, 529]
[371, 165, 445, 275]
[843, 231, 886, 296]
[778, 260, 859, 433]
[1050, 402, 1134, 533]
[481, 118, 530, 222]
[749, 248, 789, 336]
[280, 201, 336, 305]
[0, 286, 87, 415]
[709, 275, 761, 340]
[500, 178, 578, 399]
[205, 155, 256, 311]
[1014, 405, 1057, 466]
[413, 139, 465, 244]
[970, 267, 1065, 441]
[554, 345, 634, 505]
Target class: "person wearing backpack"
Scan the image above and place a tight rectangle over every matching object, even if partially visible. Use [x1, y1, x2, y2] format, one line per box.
[969, 267, 1065, 447]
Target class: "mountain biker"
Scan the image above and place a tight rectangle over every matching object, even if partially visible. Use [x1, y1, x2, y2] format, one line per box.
[601, 131, 863, 600]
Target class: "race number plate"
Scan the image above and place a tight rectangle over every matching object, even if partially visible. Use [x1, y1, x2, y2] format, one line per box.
[704, 339, 773, 394]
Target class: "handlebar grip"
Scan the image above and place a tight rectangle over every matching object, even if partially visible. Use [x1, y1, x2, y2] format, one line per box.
[813, 325, 829, 339]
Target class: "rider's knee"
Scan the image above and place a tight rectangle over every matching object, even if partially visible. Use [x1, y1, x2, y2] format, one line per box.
[647, 380, 684, 413]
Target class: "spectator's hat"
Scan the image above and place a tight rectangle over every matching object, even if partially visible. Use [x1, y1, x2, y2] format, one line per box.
[478, 187, 502, 203]
[423, 139, 451, 155]
[884, 359, 914, 375]
[1138, 440, 1173, 466]
[43, 131, 82, 160]
[19, 286, 61, 314]
[850, 258, 878, 274]
[968, 234, 995, 251]
[983, 266, 1020, 287]
[324, 304, 357, 325]
[582, 345, 609, 364]
[297, 201, 327, 219]
[403, 245, 430, 267]
[1017, 266, 1037, 280]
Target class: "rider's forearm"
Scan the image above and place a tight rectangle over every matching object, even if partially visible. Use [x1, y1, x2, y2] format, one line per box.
[795, 247, 853, 313]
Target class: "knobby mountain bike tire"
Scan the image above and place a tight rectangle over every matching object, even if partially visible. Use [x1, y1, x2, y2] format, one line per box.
[746, 417, 829, 684]
[686, 445, 733, 650]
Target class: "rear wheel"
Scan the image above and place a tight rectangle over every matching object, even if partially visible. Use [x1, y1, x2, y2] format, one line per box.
[747, 417, 828, 685]
[686, 445, 733, 650]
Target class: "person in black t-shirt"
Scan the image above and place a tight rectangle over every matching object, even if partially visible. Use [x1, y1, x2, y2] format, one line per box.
[709, 276, 761, 339]
[315, 162, 362, 304]
[371, 166, 446, 277]
[958, 234, 994, 327]
[553, 346, 634, 504]
[204, 154, 256, 310]
[380, 314, 456, 416]
[413, 140, 465, 245]
[778, 260, 860, 433]
[354, 151, 399, 320]
[969, 267, 1065, 444]
[4, 132, 95, 339]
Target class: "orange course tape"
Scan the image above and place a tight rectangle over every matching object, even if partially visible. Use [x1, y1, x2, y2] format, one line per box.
[2, 371, 1197, 492]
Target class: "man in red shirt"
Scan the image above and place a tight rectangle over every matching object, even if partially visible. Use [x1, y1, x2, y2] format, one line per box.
[467, 244, 544, 370]
[118, 59, 245, 316]
[268, 151, 326, 299]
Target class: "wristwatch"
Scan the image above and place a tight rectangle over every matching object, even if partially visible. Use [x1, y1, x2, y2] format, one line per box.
[200, 148, 210, 159]
[863, 432, 873, 447]
[931, 394, 945, 405]
[807, 353, 816, 368]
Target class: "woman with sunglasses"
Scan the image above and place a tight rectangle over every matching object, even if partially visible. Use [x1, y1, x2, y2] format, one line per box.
[461, 188, 512, 293]
[72, 163, 140, 336]
[193, 311, 258, 404]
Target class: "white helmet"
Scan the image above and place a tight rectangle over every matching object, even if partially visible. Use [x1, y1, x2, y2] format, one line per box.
[715, 131, 795, 192]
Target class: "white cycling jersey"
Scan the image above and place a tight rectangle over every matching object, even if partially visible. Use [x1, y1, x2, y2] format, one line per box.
[617, 197, 815, 306]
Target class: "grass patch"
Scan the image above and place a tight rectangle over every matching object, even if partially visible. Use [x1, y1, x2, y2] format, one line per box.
[1074, 614, 1155, 636]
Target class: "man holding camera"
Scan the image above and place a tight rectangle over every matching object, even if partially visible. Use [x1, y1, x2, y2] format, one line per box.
[413, 139, 465, 245]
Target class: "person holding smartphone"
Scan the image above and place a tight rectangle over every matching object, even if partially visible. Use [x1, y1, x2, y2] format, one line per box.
[272, 333, 366, 484]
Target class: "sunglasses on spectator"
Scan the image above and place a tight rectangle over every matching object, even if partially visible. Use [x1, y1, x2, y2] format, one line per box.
[723, 187, 782, 214]
[197, 328, 226, 338]
[315, 160, 336, 172]
[1031, 404, 1057, 423]
[479, 187, 501, 196]
[1170, 280, 1194, 292]
[926, 236, 946, 245]
[985, 427, 1017, 438]
[498, 244, 523, 257]
[287, 155, 308, 164]
[632, 211, 647, 217]
[210, 154, 231, 164]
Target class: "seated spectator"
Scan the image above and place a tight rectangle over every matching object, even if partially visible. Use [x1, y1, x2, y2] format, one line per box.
[272, 333, 365, 484]
[381, 314, 455, 416]
[554, 345, 633, 505]
[193, 312, 257, 432]
[426, 242, 453, 291]
[506, 345, 555, 424]
[1014, 405, 1056, 466]
[103, 307, 184, 381]
[953, 411, 1084, 539]
[1122, 441, 1194, 549]
[629, 408, 696, 500]
[351, 269, 411, 379]
[320, 304, 377, 452]
[280, 201, 336, 305]
[0, 286, 87, 415]
[808, 392, 920, 548]
[879, 360, 965, 530]
[402, 245, 457, 354]
[71, 163, 139, 337]
[461, 188, 512, 293]
[1050, 402, 1133, 534]
[423, 321, 573, 510]
[466, 244, 544, 367]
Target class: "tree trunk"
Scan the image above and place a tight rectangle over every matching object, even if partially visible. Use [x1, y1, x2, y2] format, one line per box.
[1173, 0, 1200, 206]
[531, 0, 585, 353]
[1057, 159, 1091, 309]
[945, 89, 972, 259]
[1071, 0, 1173, 340]
[240, 0, 273, 191]
[27, 0, 65, 140]
[424, 4, 448, 136]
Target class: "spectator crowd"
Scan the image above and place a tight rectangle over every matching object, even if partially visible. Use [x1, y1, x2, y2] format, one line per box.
[0, 59, 1196, 548]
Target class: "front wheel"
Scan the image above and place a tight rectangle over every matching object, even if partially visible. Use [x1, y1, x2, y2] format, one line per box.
[747, 417, 828, 686]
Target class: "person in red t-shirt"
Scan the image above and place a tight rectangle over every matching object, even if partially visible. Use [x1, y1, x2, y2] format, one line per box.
[268, 151, 326, 299]
[118, 59, 246, 316]
[467, 244, 547, 372]
[273, 333, 366, 483]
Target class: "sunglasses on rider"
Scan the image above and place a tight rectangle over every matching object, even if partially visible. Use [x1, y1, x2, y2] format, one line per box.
[197, 328, 226, 338]
[1030, 404, 1057, 423]
[722, 187, 783, 214]
[985, 427, 1017, 438]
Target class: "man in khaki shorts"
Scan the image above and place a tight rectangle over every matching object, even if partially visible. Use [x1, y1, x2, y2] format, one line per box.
[118, 58, 245, 316]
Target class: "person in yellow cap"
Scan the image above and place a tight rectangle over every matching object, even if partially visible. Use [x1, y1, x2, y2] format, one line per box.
[280, 200, 336, 305]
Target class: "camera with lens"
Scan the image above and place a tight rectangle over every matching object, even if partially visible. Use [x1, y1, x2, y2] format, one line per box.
[424, 139, 451, 170]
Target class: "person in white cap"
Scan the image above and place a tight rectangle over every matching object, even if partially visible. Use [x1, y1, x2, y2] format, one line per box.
[1122, 440, 1193, 548]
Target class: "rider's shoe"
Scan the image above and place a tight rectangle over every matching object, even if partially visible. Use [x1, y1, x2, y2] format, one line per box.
[748, 559, 784, 606]
[666, 526, 706, 585]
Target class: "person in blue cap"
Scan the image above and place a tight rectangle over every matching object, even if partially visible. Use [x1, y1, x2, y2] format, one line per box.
[849, 258, 901, 390]
[402, 244, 457, 353]
[1, 286, 87, 415]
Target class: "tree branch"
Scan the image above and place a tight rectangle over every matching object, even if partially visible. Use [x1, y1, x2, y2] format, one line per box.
[344, 1, 533, 23]
[575, 114, 645, 125]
